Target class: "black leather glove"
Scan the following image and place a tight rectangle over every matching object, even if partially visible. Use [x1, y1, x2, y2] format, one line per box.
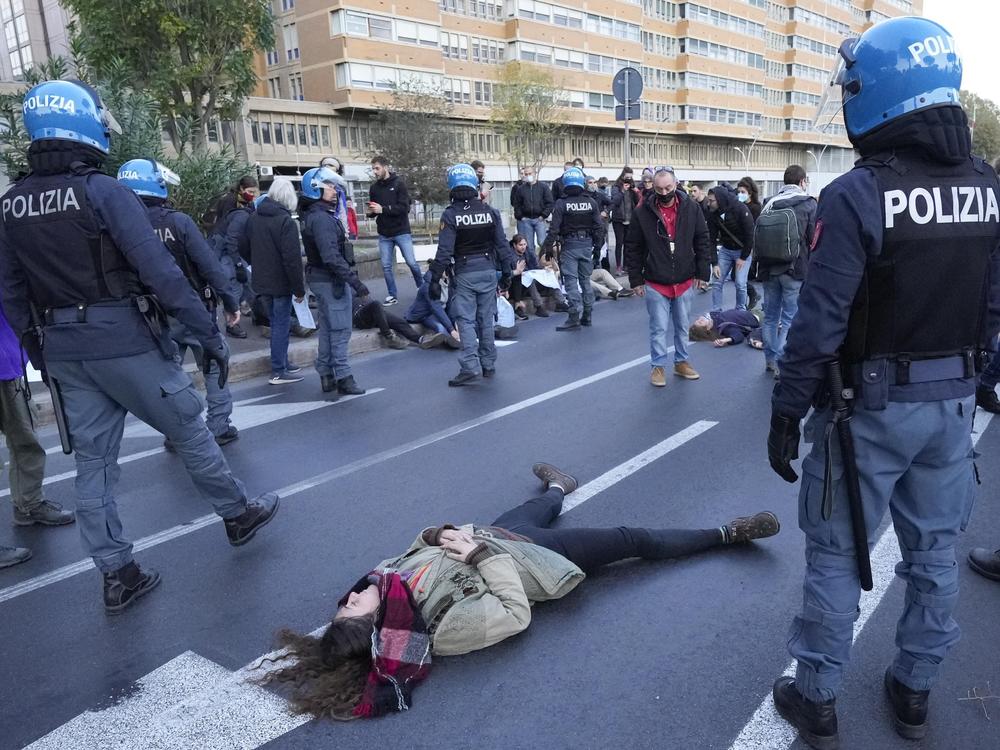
[429, 279, 442, 301]
[202, 338, 231, 389]
[768, 411, 801, 483]
[234, 263, 249, 284]
[354, 281, 370, 299]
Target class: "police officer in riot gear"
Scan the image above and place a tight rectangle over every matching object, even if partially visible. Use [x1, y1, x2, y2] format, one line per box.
[542, 167, 605, 330]
[766, 19, 1000, 748]
[118, 158, 242, 446]
[300, 166, 370, 395]
[429, 164, 512, 387]
[0, 80, 279, 612]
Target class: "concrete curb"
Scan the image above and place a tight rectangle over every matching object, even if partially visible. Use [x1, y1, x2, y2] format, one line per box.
[27, 329, 388, 428]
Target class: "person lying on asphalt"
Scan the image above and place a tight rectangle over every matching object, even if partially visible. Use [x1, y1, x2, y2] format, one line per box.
[256, 463, 779, 719]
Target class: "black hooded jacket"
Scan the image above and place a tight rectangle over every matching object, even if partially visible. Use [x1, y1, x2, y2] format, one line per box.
[707, 185, 755, 260]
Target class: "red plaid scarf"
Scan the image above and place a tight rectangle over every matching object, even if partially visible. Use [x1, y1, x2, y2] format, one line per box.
[345, 570, 432, 718]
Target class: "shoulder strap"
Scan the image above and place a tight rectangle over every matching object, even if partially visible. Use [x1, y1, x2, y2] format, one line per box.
[717, 218, 743, 249]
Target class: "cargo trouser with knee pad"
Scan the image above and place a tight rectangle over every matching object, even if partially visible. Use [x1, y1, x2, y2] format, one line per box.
[47, 349, 249, 573]
[788, 397, 976, 702]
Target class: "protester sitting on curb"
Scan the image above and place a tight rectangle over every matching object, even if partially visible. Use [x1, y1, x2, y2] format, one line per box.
[352, 296, 415, 349]
[0, 300, 74, 569]
[590, 268, 635, 300]
[407, 269, 461, 350]
[255, 463, 780, 720]
[688, 310, 763, 348]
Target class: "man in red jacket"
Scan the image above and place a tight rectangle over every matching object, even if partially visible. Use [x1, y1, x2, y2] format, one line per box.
[625, 168, 712, 387]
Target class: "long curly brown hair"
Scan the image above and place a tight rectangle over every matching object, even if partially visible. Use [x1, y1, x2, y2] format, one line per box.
[253, 615, 375, 721]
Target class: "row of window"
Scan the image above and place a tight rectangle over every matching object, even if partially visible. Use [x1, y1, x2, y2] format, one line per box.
[331, 10, 439, 47]
[267, 74, 305, 101]
[514, 0, 641, 42]
[790, 35, 838, 58]
[441, 32, 506, 64]
[642, 0, 677, 21]
[642, 31, 677, 58]
[515, 42, 638, 75]
[683, 38, 765, 70]
[684, 3, 765, 39]
[249, 119, 332, 149]
[686, 106, 762, 129]
[684, 71, 764, 99]
[439, 0, 504, 22]
[792, 7, 851, 37]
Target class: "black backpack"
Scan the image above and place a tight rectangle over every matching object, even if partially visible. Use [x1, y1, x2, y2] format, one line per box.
[754, 196, 808, 263]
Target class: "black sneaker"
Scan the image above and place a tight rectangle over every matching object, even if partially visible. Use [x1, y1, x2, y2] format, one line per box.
[320, 374, 337, 393]
[215, 425, 240, 446]
[725, 511, 780, 543]
[772, 677, 839, 750]
[556, 312, 581, 331]
[337, 376, 365, 395]
[976, 385, 1000, 414]
[580, 310, 592, 327]
[13, 500, 75, 527]
[514, 307, 529, 321]
[285, 364, 303, 375]
[618, 288, 635, 298]
[968, 547, 1000, 581]
[610, 290, 619, 300]
[419, 332, 446, 349]
[448, 371, 479, 387]
[482, 368, 495, 379]
[0, 545, 31, 568]
[104, 562, 162, 614]
[555, 301, 570, 313]
[225, 493, 280, 547]
[531, 463, 579, 494]
[535, 306, 550, 318]
[884, 668, 929, 740]
[226, 323, 248, 339]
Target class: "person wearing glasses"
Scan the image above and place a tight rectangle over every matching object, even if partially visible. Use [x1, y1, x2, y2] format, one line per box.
[625, 167, 712, 387]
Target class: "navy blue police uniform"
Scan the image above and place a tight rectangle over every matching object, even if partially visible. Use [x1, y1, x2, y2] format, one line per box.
[545, 186, 605, 327]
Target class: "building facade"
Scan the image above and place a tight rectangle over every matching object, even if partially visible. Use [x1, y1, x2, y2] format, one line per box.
[242, 0, 921, 198]
[0, 0, 72, 81]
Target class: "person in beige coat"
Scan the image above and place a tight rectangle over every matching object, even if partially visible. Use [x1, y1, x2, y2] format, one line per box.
[260, 463, 779, 719]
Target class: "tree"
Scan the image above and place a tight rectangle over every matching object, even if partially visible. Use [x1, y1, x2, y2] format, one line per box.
[367, 79, 461, 219]
[63, 0, 273, 151]
[961, 90, 1000, 164]
[491, 62, 566, 172]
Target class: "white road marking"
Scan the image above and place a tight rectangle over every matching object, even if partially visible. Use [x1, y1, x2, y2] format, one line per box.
[5, 391, 382, 497]
[560, 420, 718, 514]
[495, 340, 517, 347]
[24, 422, 713, 750]
[0, 355, 652, 605]
[728, 409, 995, 750]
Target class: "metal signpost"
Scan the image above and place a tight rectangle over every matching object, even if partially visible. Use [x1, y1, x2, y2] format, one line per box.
[613, 67, 643, 168]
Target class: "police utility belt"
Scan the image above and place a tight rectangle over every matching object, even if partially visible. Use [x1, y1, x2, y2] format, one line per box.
[455, 250, 493, 264]
[561, 230, 592, 240]
[848, 351, 977, 410]
[43, 296, 176, 358]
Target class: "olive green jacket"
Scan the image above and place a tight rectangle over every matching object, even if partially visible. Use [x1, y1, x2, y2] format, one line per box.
[376, 524, 585, 656]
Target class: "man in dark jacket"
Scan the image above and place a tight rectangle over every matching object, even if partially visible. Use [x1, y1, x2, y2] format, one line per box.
[212, 184, 256, 338]
[245, 179, 306, 385]
[706, 183, 755, 311]
[511, 165, 553, 253]
[368, 156, 422, 305]
[625, 167, 711, 387]
[753, 165, 816, 377]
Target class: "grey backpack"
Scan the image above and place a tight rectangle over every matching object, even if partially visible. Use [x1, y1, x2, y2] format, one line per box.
[754, 197, 805, 263]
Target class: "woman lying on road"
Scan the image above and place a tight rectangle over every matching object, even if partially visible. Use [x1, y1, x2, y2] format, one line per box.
[689, 309, 763, 349]
[257, 464, 779, 719]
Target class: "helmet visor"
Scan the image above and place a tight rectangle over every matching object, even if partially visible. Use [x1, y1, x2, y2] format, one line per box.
[157, 162, 181, 186]
[102, 106, 123, 135]
[812, 38, 858, 134]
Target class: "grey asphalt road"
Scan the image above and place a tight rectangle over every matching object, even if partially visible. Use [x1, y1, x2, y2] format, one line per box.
[1, 286, 998, 750]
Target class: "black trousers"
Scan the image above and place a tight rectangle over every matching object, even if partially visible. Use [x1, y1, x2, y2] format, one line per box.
[490, 488, 722, 574]
[354, 300, 421, 342]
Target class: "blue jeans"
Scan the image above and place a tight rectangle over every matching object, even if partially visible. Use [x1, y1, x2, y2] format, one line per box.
[645, 284, 692, 366]
[309, 275, 353, 380]
[711, 247, 749, 311]
[452, 267, 499, 373]
[762, 274, 803, 366]
[263, 295, 293, 376]
[378, 233, 422, 298]
[517, 217, 548, 251]
[790, 398, 975, 700]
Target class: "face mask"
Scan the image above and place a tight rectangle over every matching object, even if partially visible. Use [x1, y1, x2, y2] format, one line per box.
[587, 185, 596, 192]
[656, 190, 675, 204]
[524, 175, 535, 183]
[737, 193, 749, 203]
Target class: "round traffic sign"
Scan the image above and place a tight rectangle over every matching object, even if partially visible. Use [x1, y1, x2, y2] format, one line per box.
[612, 67, 643, 103]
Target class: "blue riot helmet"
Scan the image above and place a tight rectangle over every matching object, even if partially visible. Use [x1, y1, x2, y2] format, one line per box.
[562, 167, 586, 194]
[447, 163, 478, 192]
[310, 166, 345, 199]
[22, 79, 123, 154]
[814, 16, 962, 140]
[116, 159, 181, 199]
[300, 167, 321, 200]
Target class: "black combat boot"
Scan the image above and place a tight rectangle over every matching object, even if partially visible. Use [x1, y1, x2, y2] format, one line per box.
[224, 493, 280, 546]
[976, 385, 1000, 413]
[482, 367, 495, 379]
[884, 668, 929, 739]
[320, 374, 337, 394]
[556, 312, 581, 331]
[448, 371, 479, 387]
[968, 547, 1000, 581]
[580, 309, 592, 327]
[337, 375, 365, 395]
[772, 677, 839, 750]
[104, 561, 161, 614]
[725, 511, 780, 543]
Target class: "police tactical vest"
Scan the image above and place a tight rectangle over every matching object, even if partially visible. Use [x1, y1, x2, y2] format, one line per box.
[145, 205, 208, 295]
[301, 204, 348, 269]
[452, 199, 496, 257]
[844, 152, 1000, 363]
[1, 166, 143, 310]
[559, 194, 597, 237]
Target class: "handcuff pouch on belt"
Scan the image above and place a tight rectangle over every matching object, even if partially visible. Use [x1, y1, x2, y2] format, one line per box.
[860, 358, 889, 411]
[135, 294, 177, 359]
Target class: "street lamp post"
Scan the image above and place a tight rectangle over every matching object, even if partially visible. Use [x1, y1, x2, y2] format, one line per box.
[733, 146, 749, 174]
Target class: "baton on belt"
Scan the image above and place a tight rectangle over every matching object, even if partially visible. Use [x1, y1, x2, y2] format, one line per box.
[826, 360, 874, 591]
